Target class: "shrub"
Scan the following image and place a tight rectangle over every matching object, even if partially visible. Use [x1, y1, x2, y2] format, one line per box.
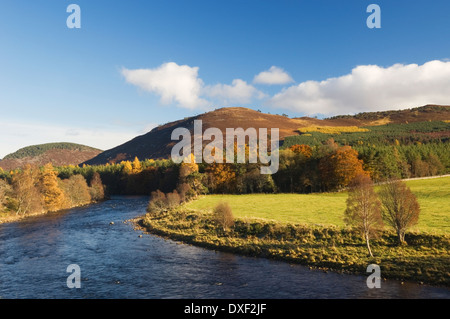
[166, 190, 181, 208]
[147, 190, 168, 214]
[213, 202, 234, 231]
[147, 189, 183, 214]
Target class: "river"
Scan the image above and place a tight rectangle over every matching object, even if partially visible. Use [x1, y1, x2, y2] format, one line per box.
[0, 196, 448, 299]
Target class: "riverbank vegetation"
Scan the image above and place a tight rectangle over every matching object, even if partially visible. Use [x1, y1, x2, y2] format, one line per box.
[0, 163, 105, 223]
[138, 176, 449, 287]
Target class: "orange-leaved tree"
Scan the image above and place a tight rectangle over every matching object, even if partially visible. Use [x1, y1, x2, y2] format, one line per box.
[289, 144, 313, 158]
[319, 146, 369, 191]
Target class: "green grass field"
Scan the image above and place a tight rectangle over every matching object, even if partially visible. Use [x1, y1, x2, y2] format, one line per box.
[185, 176, 450, 235]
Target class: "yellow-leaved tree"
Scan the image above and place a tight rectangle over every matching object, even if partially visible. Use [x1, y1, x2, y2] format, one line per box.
[40, 163, 65, 212]
[121, 161, 133, 174]
[12, 164, 43, 215]
[132, 157, 142, 174]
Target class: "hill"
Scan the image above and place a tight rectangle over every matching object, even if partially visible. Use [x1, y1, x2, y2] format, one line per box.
[84, 104, 450, 165]
[0, 142, 102, 171]
[325, 104, 450, 125]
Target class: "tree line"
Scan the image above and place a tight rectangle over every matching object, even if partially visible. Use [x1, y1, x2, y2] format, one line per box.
[0, 163, 105, 217]
[1, 133, 447, 216]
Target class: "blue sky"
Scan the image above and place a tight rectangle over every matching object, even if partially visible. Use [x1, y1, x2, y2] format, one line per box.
[1, 0, 450, 157]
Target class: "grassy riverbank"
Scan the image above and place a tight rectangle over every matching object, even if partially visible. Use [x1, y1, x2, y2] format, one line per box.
[139, 208, 449, 287]
[138, 177, 450, 287]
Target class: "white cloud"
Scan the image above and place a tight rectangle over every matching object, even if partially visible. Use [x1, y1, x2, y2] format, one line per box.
[269, 60, 450, 115]
[122, 62, 267, 108]
[253, 66, 294, 85]
[122, 62, 209, 110]
[204, 79, 266, 105]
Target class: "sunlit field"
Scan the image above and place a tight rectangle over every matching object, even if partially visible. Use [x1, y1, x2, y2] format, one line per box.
[185, 176, 450, 234]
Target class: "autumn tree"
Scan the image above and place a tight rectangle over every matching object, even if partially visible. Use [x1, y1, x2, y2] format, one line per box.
[89, 172, 105, 201]
[0, 178, 10, 212]
[289, 144, 312, 158]
[179, 153, 199, 180]
[11, 164, 44, 215]
[319, 146, 369, 191]
[205, 163, 236, 193]
[344, 174, 384, 257]
[379, 179, 420, 244]
[121, 161, 133, 174]
[132, 157, 142, 174]
[39, 163, 65, 212]
[59, 174, 92, 208]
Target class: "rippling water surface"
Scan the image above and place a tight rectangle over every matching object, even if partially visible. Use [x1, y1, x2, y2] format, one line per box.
[0, 196, 448, 299]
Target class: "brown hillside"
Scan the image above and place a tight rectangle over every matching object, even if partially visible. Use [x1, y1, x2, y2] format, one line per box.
[324, 104, 450, 126]
[86, 107, 302, 165]
[84, 105, 450, 165]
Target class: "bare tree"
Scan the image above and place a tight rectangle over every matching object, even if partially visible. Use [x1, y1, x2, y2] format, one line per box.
[379, 179, 420, 245]
[344, 174, 383, 257]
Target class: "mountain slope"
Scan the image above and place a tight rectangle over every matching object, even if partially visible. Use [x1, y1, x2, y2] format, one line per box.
[84, 105, 450, 165]
[0, 142, 102, 171]
[85, 107, 306, 165]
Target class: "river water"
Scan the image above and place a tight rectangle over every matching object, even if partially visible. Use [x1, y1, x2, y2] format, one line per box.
[0, 196, 448, 299]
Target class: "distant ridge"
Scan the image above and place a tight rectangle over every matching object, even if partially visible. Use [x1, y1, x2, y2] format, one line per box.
[84, 104, 450, 165]
[0, 142, 102, 171]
